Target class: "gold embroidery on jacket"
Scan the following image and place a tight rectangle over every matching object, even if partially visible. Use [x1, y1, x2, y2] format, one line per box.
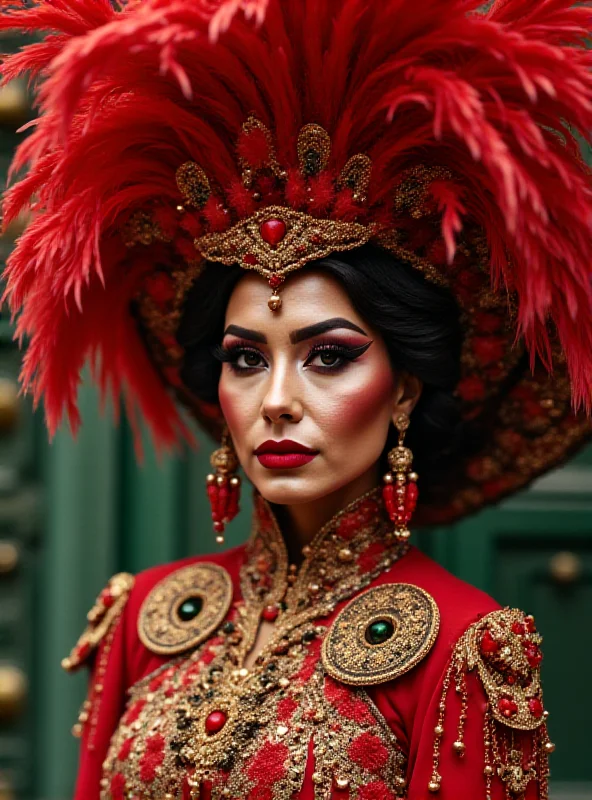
[100, 487, 411, 799]
[322, 583, 440, 685]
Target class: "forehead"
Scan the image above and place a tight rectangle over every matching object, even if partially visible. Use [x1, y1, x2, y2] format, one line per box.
[224, 268, 364, 331]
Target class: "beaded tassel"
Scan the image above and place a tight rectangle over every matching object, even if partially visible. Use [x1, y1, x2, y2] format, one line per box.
[206, 427, 241, 545]
[382, 413, 418, 542]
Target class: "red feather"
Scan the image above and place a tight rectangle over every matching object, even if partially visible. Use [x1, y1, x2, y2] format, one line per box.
[0, 0, 590, 457]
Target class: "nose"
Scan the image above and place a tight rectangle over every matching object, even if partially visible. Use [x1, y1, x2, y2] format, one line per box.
[261, 360, 304, 425]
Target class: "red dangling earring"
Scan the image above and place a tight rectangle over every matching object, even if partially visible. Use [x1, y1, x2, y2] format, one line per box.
[382, 413, 419, 542]
[206, 425, 241, 545]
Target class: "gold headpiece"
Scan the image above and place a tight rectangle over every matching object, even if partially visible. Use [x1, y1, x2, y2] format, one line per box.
[175, 118, 373, 311]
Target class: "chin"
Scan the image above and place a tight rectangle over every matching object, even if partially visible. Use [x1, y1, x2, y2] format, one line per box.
[251, 477, 322, 506]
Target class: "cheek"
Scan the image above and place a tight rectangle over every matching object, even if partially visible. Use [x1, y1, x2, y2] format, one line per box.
[217, 376, 245, 433]
[314, 362, 395, 440]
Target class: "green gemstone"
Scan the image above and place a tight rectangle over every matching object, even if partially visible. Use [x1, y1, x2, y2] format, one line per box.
[178, 596, 203, 622]
[366, 618, 395, 645]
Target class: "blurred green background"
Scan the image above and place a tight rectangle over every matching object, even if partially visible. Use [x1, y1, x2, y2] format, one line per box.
[0, 40, 591, 800]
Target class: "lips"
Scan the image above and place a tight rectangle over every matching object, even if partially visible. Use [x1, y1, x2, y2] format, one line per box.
[254, 440, 319, 470]
[254, 440, 318, 455]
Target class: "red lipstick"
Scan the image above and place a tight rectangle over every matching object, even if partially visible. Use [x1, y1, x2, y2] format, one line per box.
[254, 439, 319, 469]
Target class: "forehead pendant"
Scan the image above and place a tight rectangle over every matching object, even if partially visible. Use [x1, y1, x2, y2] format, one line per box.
[176, 119, 374, 312]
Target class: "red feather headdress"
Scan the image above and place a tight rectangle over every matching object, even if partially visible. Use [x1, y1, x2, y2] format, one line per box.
[1, 0, 591, 524]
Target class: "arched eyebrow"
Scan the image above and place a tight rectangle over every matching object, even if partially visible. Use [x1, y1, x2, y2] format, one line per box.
[223, 317, 368, 344]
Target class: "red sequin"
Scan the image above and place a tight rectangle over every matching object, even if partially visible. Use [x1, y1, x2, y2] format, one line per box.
[348, 732, 389, 772]
[139, 734, 165, 783]
[123, 699, 146, 726]
[277, 696, 299, 722]
[110, 773, 126, 800]
[117, 737, 134, 762]
[245, 740, 289, 791]
[359, 781, 397, 800]
[324, 677, 376, 725]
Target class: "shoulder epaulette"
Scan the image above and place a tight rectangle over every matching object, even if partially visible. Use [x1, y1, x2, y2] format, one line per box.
[62, 572, 135, 673]
[428, 608, 555, 799]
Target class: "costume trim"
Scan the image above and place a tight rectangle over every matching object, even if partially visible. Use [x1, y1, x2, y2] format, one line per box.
[321, 583, 439, 685]
[137, 562, 233, 656]
[62, 572, 134, 673]
[428, 608, 554, 798]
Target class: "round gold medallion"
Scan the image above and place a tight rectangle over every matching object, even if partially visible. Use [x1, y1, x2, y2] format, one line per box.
[138, 562, 233, 656]
[321, 583, 440, 685]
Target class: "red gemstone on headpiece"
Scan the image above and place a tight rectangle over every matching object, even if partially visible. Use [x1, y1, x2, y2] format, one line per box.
[260, 219, 286, 246]
[243, 253, 258, 265]
[269, 275, 282, 289]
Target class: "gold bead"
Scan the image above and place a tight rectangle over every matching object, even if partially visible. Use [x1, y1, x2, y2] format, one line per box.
[383, 472, 394, 484]
[206, 473, 216, 485]
[216, 535, 225, 544]
[335, 777, 350, 790]
[434, 725, 444, 736]
[395, 776, 407, 788]
[268, 293, 282, 311]
[312, 772, 323, 784]
[428, 780, 441, 793]
[544, 741, 556, 753]
[338, 548, 354, 563]
[409, 472, 419, 482]
[484, 765, 494, 776]
[230, 475, 241, 487]
[453, 740, 465, 755]
[302, 545, 312, 557]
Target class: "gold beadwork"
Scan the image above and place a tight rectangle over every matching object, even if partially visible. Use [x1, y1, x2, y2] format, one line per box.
[196, 205, 372, 282]
[239, 116, 284, 185]
[137, 563, 233, 656]
[297, 123, 331, 176]
[62, 572, 134, 672]
[321, 583, 439, 685]
[100, 487, 410, 800]
[429, 608, 552, 799]
[337, 154, 373, 202]
[176, 162, 211, 209]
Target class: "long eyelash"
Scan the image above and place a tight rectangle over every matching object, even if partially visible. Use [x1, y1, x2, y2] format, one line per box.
[211, 343, 262, 364]
[306, 341, 373, 364]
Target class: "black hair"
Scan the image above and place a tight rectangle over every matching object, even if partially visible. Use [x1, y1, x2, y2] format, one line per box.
[177, 244, 465, 495]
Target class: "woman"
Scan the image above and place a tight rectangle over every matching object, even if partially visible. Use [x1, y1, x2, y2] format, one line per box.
[1, 0, 591, 798]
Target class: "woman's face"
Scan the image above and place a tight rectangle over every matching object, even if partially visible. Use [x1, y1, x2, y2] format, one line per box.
[218, 269, 417, 506]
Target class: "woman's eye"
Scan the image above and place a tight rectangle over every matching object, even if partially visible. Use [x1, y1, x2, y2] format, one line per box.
[305, 342, 372, 371]
[237, 350, 264, 368]
[309, 350, 343, 368]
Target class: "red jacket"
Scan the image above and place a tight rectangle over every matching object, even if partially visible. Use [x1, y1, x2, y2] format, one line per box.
[68, 488, 550, 800]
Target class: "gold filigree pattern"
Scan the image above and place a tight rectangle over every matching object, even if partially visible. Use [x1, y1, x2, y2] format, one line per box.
[195, 205, 373, 282]
[138, 563, 233, 656]
[322, 583, 439, 685]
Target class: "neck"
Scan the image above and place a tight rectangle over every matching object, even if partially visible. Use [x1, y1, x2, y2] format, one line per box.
[270, 464, 381, 566]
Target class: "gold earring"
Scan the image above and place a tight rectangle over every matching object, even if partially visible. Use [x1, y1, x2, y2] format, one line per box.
[382, 413, 419, 541]
[206, 425, 241, 545]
